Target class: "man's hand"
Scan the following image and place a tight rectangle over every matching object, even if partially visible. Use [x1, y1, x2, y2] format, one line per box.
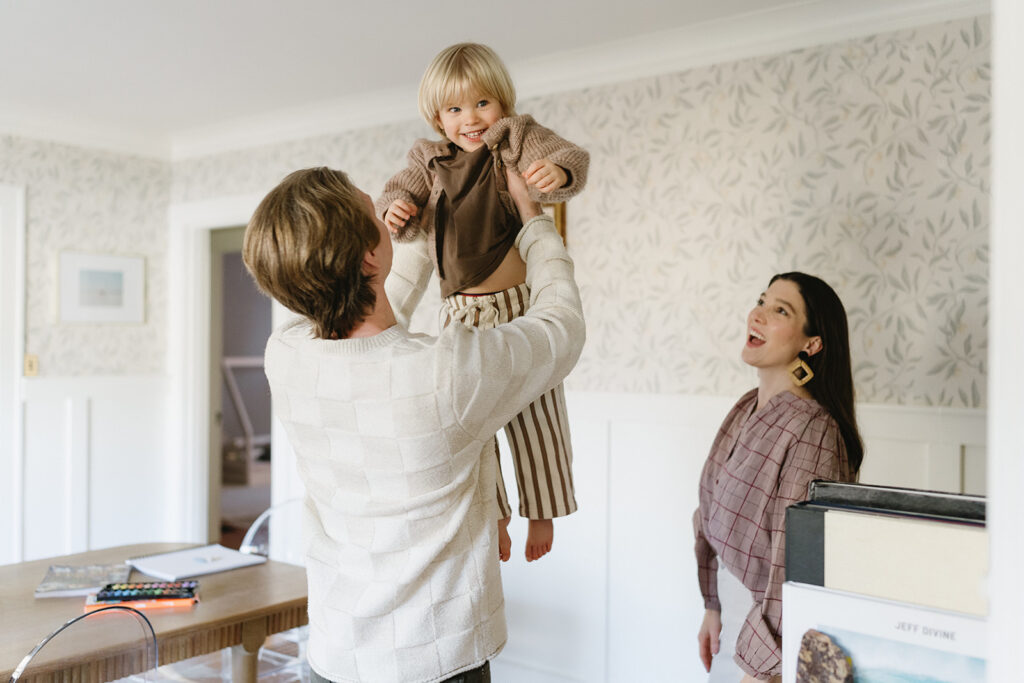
[383, 199, 418, 235]
[506, 166, 542, 221]
[698, 608, 722, 673]
[523, 159, 568, 193]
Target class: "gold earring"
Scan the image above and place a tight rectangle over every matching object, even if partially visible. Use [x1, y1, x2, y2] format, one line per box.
[788, 354, 814, 387]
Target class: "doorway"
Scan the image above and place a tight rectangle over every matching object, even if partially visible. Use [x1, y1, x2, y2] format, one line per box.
[208, 227, 273, 548]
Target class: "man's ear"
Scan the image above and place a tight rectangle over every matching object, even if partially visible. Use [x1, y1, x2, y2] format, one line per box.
[362, 248, 380, 276]
[804, 336, 824, 357]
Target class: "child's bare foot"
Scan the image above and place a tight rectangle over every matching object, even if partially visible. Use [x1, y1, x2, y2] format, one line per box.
[525, 519, 553, 561]
[498, 516, 511, 562]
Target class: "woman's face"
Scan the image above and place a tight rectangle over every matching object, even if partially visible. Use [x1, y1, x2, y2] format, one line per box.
[741, 278, 821, 370]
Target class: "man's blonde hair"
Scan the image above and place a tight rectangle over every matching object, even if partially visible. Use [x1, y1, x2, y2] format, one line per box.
[418, 43, 517, 138]
[243, 167, 380, 340]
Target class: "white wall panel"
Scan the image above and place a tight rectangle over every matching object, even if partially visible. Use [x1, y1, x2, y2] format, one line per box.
[491, 391, 986, 682]
[16, 376, 168, 563]
[493, 416, 610, 682]
[22, 396, 70, 562]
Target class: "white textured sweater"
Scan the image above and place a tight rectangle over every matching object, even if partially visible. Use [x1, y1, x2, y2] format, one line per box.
[264, 215, 584, 683]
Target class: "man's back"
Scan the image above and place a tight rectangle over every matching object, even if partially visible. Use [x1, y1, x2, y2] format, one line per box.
[265, 214, 584, 683]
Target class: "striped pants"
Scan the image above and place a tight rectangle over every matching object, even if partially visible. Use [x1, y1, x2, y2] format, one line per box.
[442, 283, 578, 520]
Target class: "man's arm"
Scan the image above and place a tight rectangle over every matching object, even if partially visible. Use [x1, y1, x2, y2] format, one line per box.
[384, 233, 433, 329]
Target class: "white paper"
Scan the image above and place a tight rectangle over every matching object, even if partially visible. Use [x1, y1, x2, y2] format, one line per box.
[128, 544, 266, 580]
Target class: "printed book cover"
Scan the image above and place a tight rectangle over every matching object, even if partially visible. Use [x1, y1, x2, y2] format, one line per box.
[35, 563, 133, 598]
[782, 581, 986, 683]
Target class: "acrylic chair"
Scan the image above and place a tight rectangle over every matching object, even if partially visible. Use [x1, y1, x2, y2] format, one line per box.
[156, 498, 308, 683]
[10, 605, 158, 683]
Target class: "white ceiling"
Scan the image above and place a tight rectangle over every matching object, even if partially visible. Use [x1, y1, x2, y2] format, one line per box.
[0, 0, 989, 159]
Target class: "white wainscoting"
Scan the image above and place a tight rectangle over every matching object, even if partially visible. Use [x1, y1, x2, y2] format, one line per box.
[491, 391, 987, 682]
[6, 375, 169, 566]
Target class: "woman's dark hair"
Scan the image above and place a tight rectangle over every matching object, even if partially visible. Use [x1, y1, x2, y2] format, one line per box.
[771, 272, 864, 473]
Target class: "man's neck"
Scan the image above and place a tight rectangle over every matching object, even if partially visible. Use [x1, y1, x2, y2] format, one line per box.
[346, 286, 397, 339]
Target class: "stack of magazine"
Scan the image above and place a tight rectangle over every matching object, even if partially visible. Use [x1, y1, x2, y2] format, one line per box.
[782, 481, 987, 683]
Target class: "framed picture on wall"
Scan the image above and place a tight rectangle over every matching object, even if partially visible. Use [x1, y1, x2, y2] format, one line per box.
[541, 202, 567, 245]
[58, 252, 145, 323]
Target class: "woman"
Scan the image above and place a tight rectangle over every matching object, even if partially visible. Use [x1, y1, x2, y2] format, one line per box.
[693, 272, 864, 683]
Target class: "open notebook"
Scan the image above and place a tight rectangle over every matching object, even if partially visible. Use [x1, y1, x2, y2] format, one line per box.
[128, 544, 266, 580]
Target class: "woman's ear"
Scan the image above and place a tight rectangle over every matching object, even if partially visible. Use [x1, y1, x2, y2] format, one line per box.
[804, 336, 824, 357]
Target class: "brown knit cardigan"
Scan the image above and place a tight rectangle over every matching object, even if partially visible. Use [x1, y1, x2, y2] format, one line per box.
[375, 114, 589, 247]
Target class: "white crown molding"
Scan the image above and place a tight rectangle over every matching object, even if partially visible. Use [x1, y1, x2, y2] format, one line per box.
[0, 107, 170, 160]
[511, 0, 992, 101]
[169, 0, 991, 161]
[1, 0, 990, 162]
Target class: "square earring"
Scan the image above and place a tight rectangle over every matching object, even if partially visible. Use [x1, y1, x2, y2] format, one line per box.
[788, 356, 814, 387]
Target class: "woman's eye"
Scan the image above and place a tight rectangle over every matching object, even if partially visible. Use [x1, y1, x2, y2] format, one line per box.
[756, 298, 764, 307]
[777, 307, 788, 316]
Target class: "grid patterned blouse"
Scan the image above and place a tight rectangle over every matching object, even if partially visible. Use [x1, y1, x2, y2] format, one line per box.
[693, 389, 854, 679]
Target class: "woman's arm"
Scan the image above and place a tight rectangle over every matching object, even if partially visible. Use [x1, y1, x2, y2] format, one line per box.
[734, 414, 847, 679]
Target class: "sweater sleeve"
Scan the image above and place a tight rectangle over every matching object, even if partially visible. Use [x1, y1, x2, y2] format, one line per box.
[384, 232, 434, 329]
[443, 213, 585, 441]
[734, 415, 847, 680]
[375, 142, 435, 242]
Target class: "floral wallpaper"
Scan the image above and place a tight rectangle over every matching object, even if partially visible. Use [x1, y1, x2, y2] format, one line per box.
[0, 136, 170, 375]
[173, 18, 990, 407]
[10, 17, 986, 404]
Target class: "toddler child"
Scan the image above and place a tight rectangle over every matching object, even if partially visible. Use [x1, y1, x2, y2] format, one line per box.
[377, 42, 588, 562]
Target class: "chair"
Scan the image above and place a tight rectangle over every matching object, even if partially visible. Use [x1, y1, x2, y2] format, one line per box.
[156, 498, 308, 683]
[10, 605, 158, 683]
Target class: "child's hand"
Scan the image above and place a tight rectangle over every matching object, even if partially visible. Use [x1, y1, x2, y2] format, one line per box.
[523, 159, 568, 193]
[384, 199, 418, 235]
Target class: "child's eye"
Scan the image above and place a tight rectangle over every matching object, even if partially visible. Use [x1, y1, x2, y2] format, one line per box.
[447, 106, 461, 114]
[477, 100, 489, 108]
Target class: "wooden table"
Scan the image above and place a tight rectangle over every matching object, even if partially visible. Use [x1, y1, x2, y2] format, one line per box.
[0, 543, 308, 683]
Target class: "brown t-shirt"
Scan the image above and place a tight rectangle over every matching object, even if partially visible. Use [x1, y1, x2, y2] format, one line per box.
[431, 144, 521, 297]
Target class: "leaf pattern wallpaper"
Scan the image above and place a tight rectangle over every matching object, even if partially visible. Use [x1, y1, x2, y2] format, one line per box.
[6, 17, 990, 408]
[0, 136, 170, 375]
[175, 17, 990, 407]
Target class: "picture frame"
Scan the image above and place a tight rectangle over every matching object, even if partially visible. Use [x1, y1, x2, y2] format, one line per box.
[58, 252, 145, 323]
[542, 202, 567, 245]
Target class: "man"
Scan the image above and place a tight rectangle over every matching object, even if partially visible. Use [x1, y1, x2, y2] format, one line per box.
[243, 166, 584, 683]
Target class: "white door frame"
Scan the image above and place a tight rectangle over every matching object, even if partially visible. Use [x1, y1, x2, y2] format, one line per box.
[168, 194, 262, 542]
[0, 184, 26, 565]
[167, 193, 304, 543]
[989, 1, 1024, 679]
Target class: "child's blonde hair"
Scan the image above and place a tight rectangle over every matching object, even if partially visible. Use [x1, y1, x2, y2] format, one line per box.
[418, 43, 517, 138]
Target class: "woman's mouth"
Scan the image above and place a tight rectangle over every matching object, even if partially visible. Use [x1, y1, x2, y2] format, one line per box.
[747, 329, 766, 347]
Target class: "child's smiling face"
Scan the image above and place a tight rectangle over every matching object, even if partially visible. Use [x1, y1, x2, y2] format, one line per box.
[436, 88, 504, 152]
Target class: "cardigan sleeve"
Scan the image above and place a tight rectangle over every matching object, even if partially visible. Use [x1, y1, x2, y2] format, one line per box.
[488, 115, 590, 204]
[384, 232, 434, 329]
[734, 414, 848, 680]
[375, 141, 436, 242]
[442, 213, 585, 441]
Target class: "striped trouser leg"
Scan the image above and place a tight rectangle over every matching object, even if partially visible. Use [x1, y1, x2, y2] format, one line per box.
[442, 284, 577, 521]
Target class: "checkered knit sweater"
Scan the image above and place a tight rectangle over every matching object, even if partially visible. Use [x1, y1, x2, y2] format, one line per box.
[264, 215, 584, 683]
